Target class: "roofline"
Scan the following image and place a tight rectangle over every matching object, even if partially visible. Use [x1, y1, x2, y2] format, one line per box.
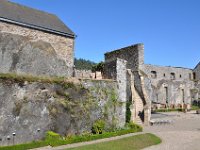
[0, 17, 76, 38]
[194, 61, 200, 70]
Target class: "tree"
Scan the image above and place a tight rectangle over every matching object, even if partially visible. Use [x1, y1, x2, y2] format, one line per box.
[92, 61, 105, 73]
[74, 58, 96, 70]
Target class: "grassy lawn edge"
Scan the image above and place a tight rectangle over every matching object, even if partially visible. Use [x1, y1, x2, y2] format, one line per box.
[0, 127, 143, 150]
[66, 133, 162, 150]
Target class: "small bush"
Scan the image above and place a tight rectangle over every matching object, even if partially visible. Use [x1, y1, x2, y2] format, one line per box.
[45, 131, 60, 141]
[92, 119, 105, 134]
[91, 62, 105, 73]
[125, 122, 143, 132]
[45, 131, 67, 147]
[126, 101, 132, 123]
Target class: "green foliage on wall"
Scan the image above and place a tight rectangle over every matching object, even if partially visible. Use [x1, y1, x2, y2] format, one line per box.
[126, 100, 132, 123]
[92, 119, 105, 134]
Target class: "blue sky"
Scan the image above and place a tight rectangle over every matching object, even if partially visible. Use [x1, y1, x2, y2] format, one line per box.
[11, 0, 200, 68]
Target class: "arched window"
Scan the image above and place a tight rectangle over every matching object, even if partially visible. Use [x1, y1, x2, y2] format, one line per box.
[163, 73, 166, 77]
[170, 73, 175, 80]
[193, 72, 196, 80]
[151, 71, 157, 79]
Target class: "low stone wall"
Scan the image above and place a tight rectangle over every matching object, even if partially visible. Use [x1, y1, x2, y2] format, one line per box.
[0, 76, 125, 146]
[74, 69, 92, 78]
[74, 69, 103, 79]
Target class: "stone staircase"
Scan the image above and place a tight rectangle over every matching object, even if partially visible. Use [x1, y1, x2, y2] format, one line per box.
[128, 69, 145, 125]
[134, 90, 144, 125]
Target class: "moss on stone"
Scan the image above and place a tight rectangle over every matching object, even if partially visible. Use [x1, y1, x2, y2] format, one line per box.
[0, 73, 76, 88]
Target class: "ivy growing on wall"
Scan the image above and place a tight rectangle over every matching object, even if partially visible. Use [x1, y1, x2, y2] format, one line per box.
[126, 100, 132, 123]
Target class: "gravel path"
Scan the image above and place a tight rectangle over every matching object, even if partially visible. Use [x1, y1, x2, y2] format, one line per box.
[143, 111, 200, 150]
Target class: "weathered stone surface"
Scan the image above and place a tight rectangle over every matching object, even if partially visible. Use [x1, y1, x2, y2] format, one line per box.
[144, 64, 195, 106]
[104, 44, 151, 125]
[104, 42, 200, 125]
[74, 69, 92, 78]
[0, 22, 74, 77]
[105, 43, 144, 71]
[0, 32, 72, 77]
[0, 78, 124, 145]
[194, 62, 200, 81]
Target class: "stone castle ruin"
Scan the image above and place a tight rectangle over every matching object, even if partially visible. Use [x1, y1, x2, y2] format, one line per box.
[0, 0, 200, 145]
[104, 44, 200, 125]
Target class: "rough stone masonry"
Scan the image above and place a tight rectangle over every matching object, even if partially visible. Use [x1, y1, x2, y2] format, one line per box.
[0, 0, 200, 146]
[104, 43, 200, 125]
[0, 0, 75, 77]
[0, 0, 127, 145]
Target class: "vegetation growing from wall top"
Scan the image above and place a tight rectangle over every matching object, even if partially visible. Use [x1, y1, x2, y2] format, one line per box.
[0, 72, 127, 146]
[0, 73, 76, 88]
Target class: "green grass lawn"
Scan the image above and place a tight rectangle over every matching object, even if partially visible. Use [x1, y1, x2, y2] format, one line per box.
[67, 133, 161, 150]
[191, 105, 200, 110]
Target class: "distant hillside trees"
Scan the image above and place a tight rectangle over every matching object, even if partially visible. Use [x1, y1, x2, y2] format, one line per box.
[74, 58, 105, 73]
[74, 58, 96, 70]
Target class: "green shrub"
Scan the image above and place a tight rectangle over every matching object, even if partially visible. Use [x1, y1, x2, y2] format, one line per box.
[45, 131, 60, 141]
[92, 119, 105, 134]
[126, 100, 131, 123]
[125, 122, 143, 132]
[45, 131, 67, 147]
[91, 62, 105, 73]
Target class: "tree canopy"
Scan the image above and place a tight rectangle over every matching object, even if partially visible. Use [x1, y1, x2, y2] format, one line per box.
[74, 58, 96, 70]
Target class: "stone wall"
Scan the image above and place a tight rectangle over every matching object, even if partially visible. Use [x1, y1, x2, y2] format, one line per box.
[74, 69, 92, 79]
[0, 21, 74, 77]
[116, 59, 127, 126]
[103, 59, 118, 80]
[105, 43, 144, 71]
[104, 42, 199, 125]
[74, 69, 103, 79]
[104, 44, 152, 125]
[144, 64, 194, 82]
[0, 76, 125, 146]
[194, 62, 200, 81]
[194, 81, 200, 100]
[144, 64, 195, 106]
